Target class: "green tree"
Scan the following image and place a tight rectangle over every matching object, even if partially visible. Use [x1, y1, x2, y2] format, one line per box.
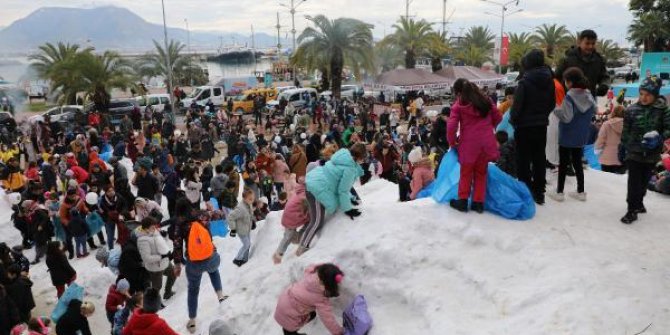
[29, 42, 93, 104]
[374, 43, 404, 72]
[78, 51, 134, 109]
[425, 31, 450, 72]
[628, 11, 669, 52]
[455, 45, 492, 67]
[383, 17, 434, 69]
[462, 26, 496, 51]
[293, 15, 374, 99]
[507, 32, 535, 70]
[139, 39, 205, 90]
[532, 23, 572, 60]
[597, 39, 625, 64]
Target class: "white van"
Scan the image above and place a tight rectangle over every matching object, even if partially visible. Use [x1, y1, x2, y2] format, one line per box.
[179, 86, 225, 110]
[136, 94, 171, 113]
[268, 88, 318, 110]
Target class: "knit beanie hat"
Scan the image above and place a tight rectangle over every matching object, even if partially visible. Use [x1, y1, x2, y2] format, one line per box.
[640, 77, 662, 97]
[408, 147, 423, 164]
[95, 246, 110, 264]
[209, 320, 233, 335]
[142, 287, 162, 314]
[116, 279, 130, 293]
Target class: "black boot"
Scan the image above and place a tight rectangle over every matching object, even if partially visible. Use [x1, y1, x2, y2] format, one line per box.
[449, 199, 469, 213]
[621, 211, 638, 224]
[471, 202, 484, 214]
[635, 206, 647, 214]
[533, 193, 545, 206]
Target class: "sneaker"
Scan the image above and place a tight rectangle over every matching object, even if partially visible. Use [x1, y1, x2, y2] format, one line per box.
[449, 199, 469, 213]
[217, 291, 229, 303]
[232, 259, 243, 267]
[620, 211, 638, 224]
[186, 319, 197, 334]
[272, 253, 283, 264]
[568, 192, 587, 202]
[548, 192, 565, 202]
[470, 202, 484, 214]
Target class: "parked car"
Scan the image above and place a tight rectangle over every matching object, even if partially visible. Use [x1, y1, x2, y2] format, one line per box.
[85, 99, 141, 126]
[267, 88, 318, 111]
[276, 86, 297, 94]
[231, 88, 278, 114]
[29, 105, 83, 123]
[319, 84, 364, 100]
[179, 86, 225, 111]
[136, 94, 171, 113]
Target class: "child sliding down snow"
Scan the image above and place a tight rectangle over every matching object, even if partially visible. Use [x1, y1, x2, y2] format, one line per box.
[549, 67, 596, 202]
[274, 264, 345, 335]
[228, 189, 257, 267]
[447, 79, 502, 213]
[273, 183, 310, 264]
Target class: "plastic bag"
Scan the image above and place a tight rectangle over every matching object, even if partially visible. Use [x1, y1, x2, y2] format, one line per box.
[51, 283, 85, 323]
[418, 149, 535, 220]
[583, 144, 601, 171]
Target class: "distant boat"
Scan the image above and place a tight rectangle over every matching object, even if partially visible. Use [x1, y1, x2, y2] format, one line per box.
[207, 45, 264, 63]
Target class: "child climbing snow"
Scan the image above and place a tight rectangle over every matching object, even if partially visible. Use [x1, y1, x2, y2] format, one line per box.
[274, 264, 345, 335]
[549, 67, 596, 202]
[273, 183, 310, 264]
[447, 79, 502, 213]
[228, 189, 256, 267]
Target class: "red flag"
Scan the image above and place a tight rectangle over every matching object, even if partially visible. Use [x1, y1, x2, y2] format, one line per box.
[500, 36, 510, 66]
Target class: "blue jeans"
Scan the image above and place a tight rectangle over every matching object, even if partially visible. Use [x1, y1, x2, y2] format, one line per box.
[74, 235, 88, 256]
[185, 252, 222, 319]
[235, 235, 251, 262]
[105, 221, 116, 250]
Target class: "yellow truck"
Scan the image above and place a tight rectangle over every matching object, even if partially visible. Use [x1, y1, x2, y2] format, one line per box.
[231, 88, 278, 114]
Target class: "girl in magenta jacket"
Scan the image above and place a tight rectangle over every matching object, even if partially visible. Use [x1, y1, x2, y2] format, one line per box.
[447, 79, 502, 213]
[274, 264, 345, 335]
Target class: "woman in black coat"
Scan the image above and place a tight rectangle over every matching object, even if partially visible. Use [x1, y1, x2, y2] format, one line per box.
[0, 284, 20, 335]
[5, 264, 35, 322]
[118, 239, 148, 294]
[45, 241, 76, 298]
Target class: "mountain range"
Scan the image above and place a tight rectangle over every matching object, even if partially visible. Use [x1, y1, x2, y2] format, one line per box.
[0, 6, 286, 52]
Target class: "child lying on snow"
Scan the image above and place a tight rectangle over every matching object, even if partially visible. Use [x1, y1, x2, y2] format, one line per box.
[273, 183, 310, 264]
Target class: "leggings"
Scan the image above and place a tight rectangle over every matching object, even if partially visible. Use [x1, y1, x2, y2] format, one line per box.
[299, 192, 325, 249]
[557, 146, 584, 193]
[283, 312, 317, 335]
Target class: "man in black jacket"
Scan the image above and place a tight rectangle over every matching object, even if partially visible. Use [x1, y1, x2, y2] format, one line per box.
[133, 164, 159, 201]
[510, 49, 556, 205]
[555, 29, 610, 98]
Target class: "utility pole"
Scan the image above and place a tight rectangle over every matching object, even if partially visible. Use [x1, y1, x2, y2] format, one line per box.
[481, 0, 522, 73]
[276, 12, 282, 57]
[161, 0, 174, 101]
[405, 0, 414, 18]
[280, 0, 307, 80]
[185, 18, 192, 87]
[251, 24, 257, 73]
[442, 0, 447, 34]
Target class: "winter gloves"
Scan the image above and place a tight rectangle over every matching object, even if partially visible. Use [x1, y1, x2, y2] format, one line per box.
[345, 209, 362, 220]
[230, 230, 237, 237]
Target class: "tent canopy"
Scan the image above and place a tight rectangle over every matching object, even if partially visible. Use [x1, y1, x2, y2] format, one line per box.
[435, 65, 505, 87]
[373, 68, 451, 91]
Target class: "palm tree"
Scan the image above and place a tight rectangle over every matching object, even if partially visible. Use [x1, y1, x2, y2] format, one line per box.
[597, 39, 625, 64]
[383, 17, 434, 69]
[532, 24, 571, 59]
[507, 32, 535, 70]
[78, 51, 134, 109]
[461, 26, 496, 51]
[293, 15, 374, 99]
[29, 42, 94, 104]
[425, 31, 450, 72]
[628, 11, 669, 52]
[29, 42, 92, 78]
[374, 43, 404, 73]
[455, 45, 492, 67]
[140, 40, 193, 91]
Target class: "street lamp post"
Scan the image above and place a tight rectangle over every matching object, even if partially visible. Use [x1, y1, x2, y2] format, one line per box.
[481, 0, 522, 73]
[185, 18, 192, 87]
[161, 0, 174, 100]
[280, 0, 307, 81]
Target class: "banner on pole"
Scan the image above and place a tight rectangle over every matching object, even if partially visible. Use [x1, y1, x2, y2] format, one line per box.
[500, 36, 510, 66]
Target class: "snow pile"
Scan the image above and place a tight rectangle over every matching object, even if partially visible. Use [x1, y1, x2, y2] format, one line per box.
[2, 167, 670, 335]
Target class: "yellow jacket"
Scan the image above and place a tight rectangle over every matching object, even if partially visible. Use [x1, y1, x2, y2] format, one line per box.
[0, 148, 18, 163]
[2, 171, 25, 191]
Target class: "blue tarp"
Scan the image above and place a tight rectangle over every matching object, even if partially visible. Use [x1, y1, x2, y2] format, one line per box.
[86, 211, 105, 236]
[209, 198, 229, 237]
[417, 149, 536, 220]
[100, 144, 113, 162]
[583, 144, 601, 171]
[51, 283, 85, 323]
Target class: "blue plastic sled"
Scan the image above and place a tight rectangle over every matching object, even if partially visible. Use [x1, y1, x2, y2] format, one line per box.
[86, 212, 105, 236]
[417, 149, 536, 220]
[583, 144, 601, 171]
[209, 198, 229, 237]
[51, 282, 85, 323]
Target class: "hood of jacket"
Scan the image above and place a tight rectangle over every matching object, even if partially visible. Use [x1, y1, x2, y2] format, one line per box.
[127, 309, 165, 331]
[566, 88, 596, 114]
[413, 157, 432, 169]
[607, 117, 624, 136]
[328, 149, 357, 169]
[523, 66, 554, 89]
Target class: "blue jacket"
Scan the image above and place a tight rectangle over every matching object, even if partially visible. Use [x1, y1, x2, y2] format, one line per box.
[555, 89, 596, 148]
[306, 149, 364, 214]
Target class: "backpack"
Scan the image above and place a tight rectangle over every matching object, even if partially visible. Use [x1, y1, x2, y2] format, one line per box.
[343, 295, 373, 335]
[187, 221, 214, 261]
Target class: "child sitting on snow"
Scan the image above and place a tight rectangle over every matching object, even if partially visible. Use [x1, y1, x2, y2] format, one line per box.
[495, 131, 517, 177]
[112, 291, 143, 335]
[273, 184, 309, 264]
[407, 147, 435, 200]
[274, 264, 345, 335]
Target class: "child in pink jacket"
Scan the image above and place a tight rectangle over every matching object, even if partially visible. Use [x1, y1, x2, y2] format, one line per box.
[273, 183, 309, 264]
[408, 149, 435, 200]
[273, 154, 290, 195]
[447, 79, 501, 213]
[274, 264, 345, 335]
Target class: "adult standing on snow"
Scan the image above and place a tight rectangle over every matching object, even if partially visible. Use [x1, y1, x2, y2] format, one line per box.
[620, 78, 670, 223]
[556, 30, 610, 98]
[510, 49, 556, 205]
[136, 217, 176, 301]
[172, 199, 227, 333]
[298, 143, 366, 256]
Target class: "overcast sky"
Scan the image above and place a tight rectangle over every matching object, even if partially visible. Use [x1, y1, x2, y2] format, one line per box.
[2, 0, 634, 46]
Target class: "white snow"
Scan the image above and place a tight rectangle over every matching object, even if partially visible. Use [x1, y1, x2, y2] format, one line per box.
[1, 166, 670, 335]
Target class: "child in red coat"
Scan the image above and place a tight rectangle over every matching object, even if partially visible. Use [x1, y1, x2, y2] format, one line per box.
[273, 184, 309, 264]
[122, 288, 178, 335]
[447, 79, 501, 213]
[105, 279, 130, 326]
